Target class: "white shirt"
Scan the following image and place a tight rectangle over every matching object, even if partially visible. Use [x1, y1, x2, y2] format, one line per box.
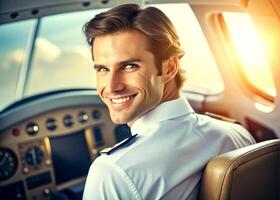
[83, 98, 255, 200]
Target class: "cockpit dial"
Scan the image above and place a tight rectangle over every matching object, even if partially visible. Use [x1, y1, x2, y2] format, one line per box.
[0, 148, 18, 181]
[24, 146, 44, 167]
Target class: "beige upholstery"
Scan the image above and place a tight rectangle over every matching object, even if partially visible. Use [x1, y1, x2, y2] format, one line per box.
[199, 139, 280, 200]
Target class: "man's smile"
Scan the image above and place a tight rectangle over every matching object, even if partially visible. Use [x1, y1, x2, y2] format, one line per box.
[107, 94, 138, 109]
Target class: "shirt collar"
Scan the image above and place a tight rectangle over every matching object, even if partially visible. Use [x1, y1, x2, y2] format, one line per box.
[130, 97, 194, 135]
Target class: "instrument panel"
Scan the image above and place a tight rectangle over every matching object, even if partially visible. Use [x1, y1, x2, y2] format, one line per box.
[0, 105, 130, 200]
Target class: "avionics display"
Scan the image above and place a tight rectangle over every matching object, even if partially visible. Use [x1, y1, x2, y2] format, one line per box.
[50, 131, 91, 185]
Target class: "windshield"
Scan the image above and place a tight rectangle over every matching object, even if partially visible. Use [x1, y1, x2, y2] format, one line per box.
[0, 3, 224, 111]
[0, 19, 36, 110]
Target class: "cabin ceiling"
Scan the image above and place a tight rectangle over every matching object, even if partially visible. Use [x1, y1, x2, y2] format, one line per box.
[0, 0, 248, 24]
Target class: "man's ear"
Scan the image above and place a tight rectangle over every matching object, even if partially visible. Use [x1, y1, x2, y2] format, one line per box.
[162, 56, 179, 83]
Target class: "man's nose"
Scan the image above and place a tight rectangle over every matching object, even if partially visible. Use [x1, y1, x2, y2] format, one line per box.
[106, 72, 125, 93]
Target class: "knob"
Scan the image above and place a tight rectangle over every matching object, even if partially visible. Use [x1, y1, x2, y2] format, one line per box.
[46, 118, 57, 131]
[43, 188, 51, 196]
[78, 111, 89, 123]
[26, 122, 39, 136]
[22, 167, 29, 174]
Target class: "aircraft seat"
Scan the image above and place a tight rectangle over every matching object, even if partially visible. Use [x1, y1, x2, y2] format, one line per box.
[199, 139, 280, 200]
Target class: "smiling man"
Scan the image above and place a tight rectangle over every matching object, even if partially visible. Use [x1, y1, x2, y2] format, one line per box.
[93, 30, 177, 126]
[82, 4, 255, 200]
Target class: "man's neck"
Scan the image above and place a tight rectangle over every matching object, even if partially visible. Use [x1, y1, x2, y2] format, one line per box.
[160, 80, 180, 103]
[127, 81, 180, 127]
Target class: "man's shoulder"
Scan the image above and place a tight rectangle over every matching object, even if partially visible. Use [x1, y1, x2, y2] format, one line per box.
[194, 113, 255, 147]
[194, 113, 241, 135]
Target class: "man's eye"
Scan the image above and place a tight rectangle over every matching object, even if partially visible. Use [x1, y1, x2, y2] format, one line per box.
[124, 64, 138, 70]
[97, 67, 109, 72]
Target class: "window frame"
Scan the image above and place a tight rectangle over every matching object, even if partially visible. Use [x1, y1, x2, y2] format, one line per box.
[218, 13, 275, 103]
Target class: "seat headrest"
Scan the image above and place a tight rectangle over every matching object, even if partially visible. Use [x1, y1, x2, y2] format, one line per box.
[199, 139, 280, 200]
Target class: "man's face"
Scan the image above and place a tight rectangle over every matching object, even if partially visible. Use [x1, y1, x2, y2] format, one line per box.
[93, 31, 165, 126]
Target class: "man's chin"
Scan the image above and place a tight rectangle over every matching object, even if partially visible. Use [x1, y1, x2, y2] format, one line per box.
[108, 102, 139, 124]
[111, 118, 128, 124]
[110, 112, 129, 124]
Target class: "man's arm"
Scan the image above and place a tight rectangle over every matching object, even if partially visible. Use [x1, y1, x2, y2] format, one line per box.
[83, 158, 141, 200]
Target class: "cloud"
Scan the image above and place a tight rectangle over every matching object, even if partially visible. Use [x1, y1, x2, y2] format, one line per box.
[0, 49, 25, 70]
[1, 37, 96, 97]
[1, 38, 61, 71]
[72, 46, 92, 60]
[25, 46, 96, 95]
[10, 49, 25, 64]
[35, 37, 61, 62]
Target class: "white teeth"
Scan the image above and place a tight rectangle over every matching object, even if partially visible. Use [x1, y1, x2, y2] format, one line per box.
[111, 96, 132, 104]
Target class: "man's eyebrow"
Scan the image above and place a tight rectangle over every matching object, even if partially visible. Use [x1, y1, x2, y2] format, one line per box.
[117, 58, 141, 66]
[94, 58, 142, 70]
[93, 64, 107, 69]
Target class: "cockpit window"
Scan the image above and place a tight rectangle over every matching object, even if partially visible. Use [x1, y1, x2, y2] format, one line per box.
[24, 10, 106, 96]
[0, 19, 36, 111]
[223, 12, 276, 100]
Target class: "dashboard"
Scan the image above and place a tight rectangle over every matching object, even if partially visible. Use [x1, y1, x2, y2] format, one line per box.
[0, 89, 131, 200]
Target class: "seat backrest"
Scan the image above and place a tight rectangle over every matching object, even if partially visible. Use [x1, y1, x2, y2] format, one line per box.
[199, 139, 280, 200]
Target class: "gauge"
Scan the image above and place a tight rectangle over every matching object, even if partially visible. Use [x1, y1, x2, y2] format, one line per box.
[24, 146, 44, 167]
[63, 115, 73, 127]
[0, 148, 18, 181]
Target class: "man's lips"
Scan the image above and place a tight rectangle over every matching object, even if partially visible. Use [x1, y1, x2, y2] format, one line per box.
[107, 94, 137, 106]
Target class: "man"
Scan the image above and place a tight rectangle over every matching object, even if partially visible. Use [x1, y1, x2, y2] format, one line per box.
[82, 4, 255, 200]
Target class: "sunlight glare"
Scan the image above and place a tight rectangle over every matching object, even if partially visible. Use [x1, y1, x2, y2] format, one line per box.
[223, 12, 276, 98]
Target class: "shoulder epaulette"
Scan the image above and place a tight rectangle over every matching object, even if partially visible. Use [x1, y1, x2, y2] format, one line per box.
[100, 134, 138, 155]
